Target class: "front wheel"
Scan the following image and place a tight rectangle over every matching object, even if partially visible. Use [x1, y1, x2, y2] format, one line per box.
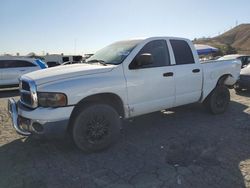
[72, 104, 121, 152]
[204, 86, 230, 114]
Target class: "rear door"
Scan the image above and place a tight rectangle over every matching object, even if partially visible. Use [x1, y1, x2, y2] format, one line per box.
[169, 39, 202, 106]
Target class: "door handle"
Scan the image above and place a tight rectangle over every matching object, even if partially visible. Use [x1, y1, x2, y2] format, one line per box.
[192, 69, 200, 73]
[163, 72, 174, 77]
[20, 69, 26, 72]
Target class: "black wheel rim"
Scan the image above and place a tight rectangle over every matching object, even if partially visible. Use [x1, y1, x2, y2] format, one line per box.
[85, 115, 109, 144]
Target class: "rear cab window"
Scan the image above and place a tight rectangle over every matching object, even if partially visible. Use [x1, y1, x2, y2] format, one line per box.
[170, 40, 195, 65]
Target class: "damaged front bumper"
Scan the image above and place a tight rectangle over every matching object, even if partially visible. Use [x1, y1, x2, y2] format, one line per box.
[8, 98, 31, 136]
[8, 98, 72, 137]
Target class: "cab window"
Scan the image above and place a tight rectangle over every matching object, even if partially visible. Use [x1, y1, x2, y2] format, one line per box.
[170, 40, 195, 65]
[129, 40, 170, 69]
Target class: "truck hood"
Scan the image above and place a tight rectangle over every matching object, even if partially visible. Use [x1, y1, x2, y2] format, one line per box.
[24, 63, 116, 85]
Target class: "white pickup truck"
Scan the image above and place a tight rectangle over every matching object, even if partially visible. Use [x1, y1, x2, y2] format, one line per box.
[8, 37, 241, 152]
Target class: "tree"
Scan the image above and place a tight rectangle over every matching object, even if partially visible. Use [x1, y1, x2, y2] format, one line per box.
[222, 44, 237, 55]
[214, 44, 237, 56]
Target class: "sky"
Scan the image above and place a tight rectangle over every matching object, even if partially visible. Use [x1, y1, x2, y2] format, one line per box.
[1, 0, 250, 55]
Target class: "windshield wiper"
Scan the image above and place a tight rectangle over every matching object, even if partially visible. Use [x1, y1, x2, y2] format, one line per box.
[87, 59, 107, 66]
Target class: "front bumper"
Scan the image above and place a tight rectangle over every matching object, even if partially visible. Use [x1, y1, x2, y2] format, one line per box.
[8, 98, 73, 137]
[8, 98, 31, 136]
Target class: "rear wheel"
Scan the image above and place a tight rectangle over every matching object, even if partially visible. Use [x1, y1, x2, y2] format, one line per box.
[72, 104, 121, 152]
[204, 86, 230, 114]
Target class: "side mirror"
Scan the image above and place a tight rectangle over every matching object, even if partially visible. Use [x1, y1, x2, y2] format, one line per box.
[135, 53, 154, 67]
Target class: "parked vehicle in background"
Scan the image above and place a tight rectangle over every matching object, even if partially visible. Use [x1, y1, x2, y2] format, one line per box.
[61, 61, 85, 66]
[234, 64, 250, 92]
[218, 54, 250, 68]
[194, 44, 218, 56]
[44, 54, 83, 67]
[218, 54, 250, 92]
[8, 37, 241, 152]
[0, 56, 47, 87]
[84, 54, 94, 60]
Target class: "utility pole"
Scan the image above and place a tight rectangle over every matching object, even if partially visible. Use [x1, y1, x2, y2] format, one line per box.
[74, 38, 77, 54]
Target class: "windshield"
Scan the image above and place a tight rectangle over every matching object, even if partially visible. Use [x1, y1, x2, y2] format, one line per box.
[86, 40, 142, 65]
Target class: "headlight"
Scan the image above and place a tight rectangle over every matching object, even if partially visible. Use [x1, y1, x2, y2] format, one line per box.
[38, 92, 67, 107]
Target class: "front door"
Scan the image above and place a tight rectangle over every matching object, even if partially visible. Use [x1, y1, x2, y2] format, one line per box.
[124, 40, 175, 117]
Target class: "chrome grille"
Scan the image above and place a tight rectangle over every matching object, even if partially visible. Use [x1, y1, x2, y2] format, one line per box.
[19, 77, 38, 109]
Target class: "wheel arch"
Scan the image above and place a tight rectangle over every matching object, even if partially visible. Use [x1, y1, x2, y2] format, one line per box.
[67, 93, 125, 131]
[216, 74, 233, 86]
[202, 74, 232, 102]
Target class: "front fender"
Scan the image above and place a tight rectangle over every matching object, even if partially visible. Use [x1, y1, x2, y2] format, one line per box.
[36, 66, 128, 109]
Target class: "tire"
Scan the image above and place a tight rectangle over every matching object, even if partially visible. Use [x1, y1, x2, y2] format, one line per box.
[72, 104, 121, 152]
[204, 86, 230, 114]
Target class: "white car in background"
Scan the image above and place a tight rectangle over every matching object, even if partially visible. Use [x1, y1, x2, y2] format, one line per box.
[218, 54, 250, 92]
[44, 54, 83, 67]
[0, 57, 47, 87]
[218, 54, 250, 68]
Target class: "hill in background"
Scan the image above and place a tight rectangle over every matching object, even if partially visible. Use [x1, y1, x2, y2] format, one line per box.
[194, 24, 250, 55]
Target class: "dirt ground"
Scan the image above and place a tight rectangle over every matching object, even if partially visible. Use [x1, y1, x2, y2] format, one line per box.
[0, 88, 250, 188]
